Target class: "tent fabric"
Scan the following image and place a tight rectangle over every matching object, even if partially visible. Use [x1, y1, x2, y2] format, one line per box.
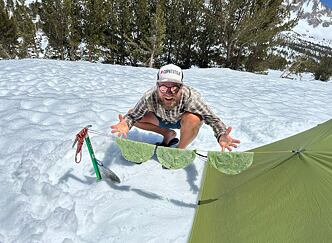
[189, 119, 332, 243]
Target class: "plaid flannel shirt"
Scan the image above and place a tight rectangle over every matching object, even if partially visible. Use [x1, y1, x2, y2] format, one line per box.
[124, 85, 227, 141]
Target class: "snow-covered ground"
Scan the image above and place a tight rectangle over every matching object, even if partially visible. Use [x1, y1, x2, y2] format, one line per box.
[0, 59, 331, 243]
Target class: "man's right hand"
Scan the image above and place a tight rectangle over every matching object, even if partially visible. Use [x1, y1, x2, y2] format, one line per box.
[111, 114, 129, 138]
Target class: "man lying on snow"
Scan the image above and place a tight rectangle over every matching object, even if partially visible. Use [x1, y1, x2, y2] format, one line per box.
[111, 64, 240, 152]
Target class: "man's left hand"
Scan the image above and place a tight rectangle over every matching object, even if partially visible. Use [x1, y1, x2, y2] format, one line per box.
[218, 127, 241, 152]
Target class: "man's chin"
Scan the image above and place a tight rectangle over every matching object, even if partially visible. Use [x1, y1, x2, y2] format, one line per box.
[164, 105, 175, 110]
[162, 100, 177, 109]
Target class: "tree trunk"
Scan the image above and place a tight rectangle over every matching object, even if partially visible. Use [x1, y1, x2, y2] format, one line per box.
[225, 44, 233, 68]
[149, 50, 154, 68]
[235, 45, 243, 70]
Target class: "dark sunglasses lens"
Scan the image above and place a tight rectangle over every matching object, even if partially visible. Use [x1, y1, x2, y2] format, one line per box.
[158, 85, 181, 94]
[170, 86, 180, 94]
[159, 85, 168, 93]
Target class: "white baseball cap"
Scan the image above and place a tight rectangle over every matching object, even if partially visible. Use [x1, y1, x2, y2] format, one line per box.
[157, 64, 183, 84]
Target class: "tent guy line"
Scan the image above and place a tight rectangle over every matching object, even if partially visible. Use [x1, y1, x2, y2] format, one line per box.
[88, 127, 295, 154]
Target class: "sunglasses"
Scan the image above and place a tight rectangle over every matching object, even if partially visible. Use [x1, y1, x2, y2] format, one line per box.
[158, 84, 182, 94]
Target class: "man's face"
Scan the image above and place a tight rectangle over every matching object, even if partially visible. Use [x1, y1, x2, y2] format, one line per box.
[157, 82, 182, 109]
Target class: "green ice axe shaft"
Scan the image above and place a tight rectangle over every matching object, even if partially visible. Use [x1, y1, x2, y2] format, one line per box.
[85, 134, 102, 181]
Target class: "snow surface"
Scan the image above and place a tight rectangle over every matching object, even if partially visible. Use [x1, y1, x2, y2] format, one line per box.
[0, 59, 332, 243]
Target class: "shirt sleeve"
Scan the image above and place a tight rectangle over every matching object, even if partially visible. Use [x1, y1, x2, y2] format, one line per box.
[185, 89, 227, 141]
[123, 96, 149, 130]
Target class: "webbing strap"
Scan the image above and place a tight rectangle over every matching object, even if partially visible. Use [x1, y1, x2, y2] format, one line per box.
[74, 127, 88, 163]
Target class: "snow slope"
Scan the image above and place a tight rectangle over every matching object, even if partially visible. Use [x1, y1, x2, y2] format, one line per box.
[293, 18, 332, 46]
[0, 59, 332, 243]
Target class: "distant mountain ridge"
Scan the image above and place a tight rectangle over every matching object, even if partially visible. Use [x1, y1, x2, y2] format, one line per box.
[277, 0, 332, 63]
[290, 0, 332, 27]
[286, 0, 332, 45]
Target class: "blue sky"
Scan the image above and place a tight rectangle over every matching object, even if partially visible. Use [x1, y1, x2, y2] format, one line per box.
[321, 0, 332, 9]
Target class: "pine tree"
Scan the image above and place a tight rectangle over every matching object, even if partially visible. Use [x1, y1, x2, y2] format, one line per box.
[5, 0, 14, 11]
[242, 1, 297, 72]
[67, 0, 83, 60]
[13, 0, 37, 58]
[125, 0, 166, 67]
[82, 0, 108, 61]
[0, 0, 18, 58]
[142, 0, 166, 67]
[136, 0, 149, 36]
[163, 0, 183, 65]
[211, 0, 296, 71]
[29, 1, 45, 57]
[162, 0, 203, 68]
[103, 0, 120, 64]
[39, 0, 72, 59]
[128, 0, 150, 65]
[195, 3, 219, 68]
[115, 0, 133, 64]
[178, 0, 203, 68]
[314, 55, 332, 81]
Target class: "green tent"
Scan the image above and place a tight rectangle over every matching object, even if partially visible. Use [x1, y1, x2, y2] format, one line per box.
[190, 119, 332, 243]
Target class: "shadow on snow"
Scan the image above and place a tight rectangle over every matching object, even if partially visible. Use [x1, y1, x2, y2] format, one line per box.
[60, 128, 201, 208]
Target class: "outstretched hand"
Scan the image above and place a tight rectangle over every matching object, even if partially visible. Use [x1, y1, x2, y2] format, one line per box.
[218, 127, 241, 152]
[110, 114, 129, 138]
